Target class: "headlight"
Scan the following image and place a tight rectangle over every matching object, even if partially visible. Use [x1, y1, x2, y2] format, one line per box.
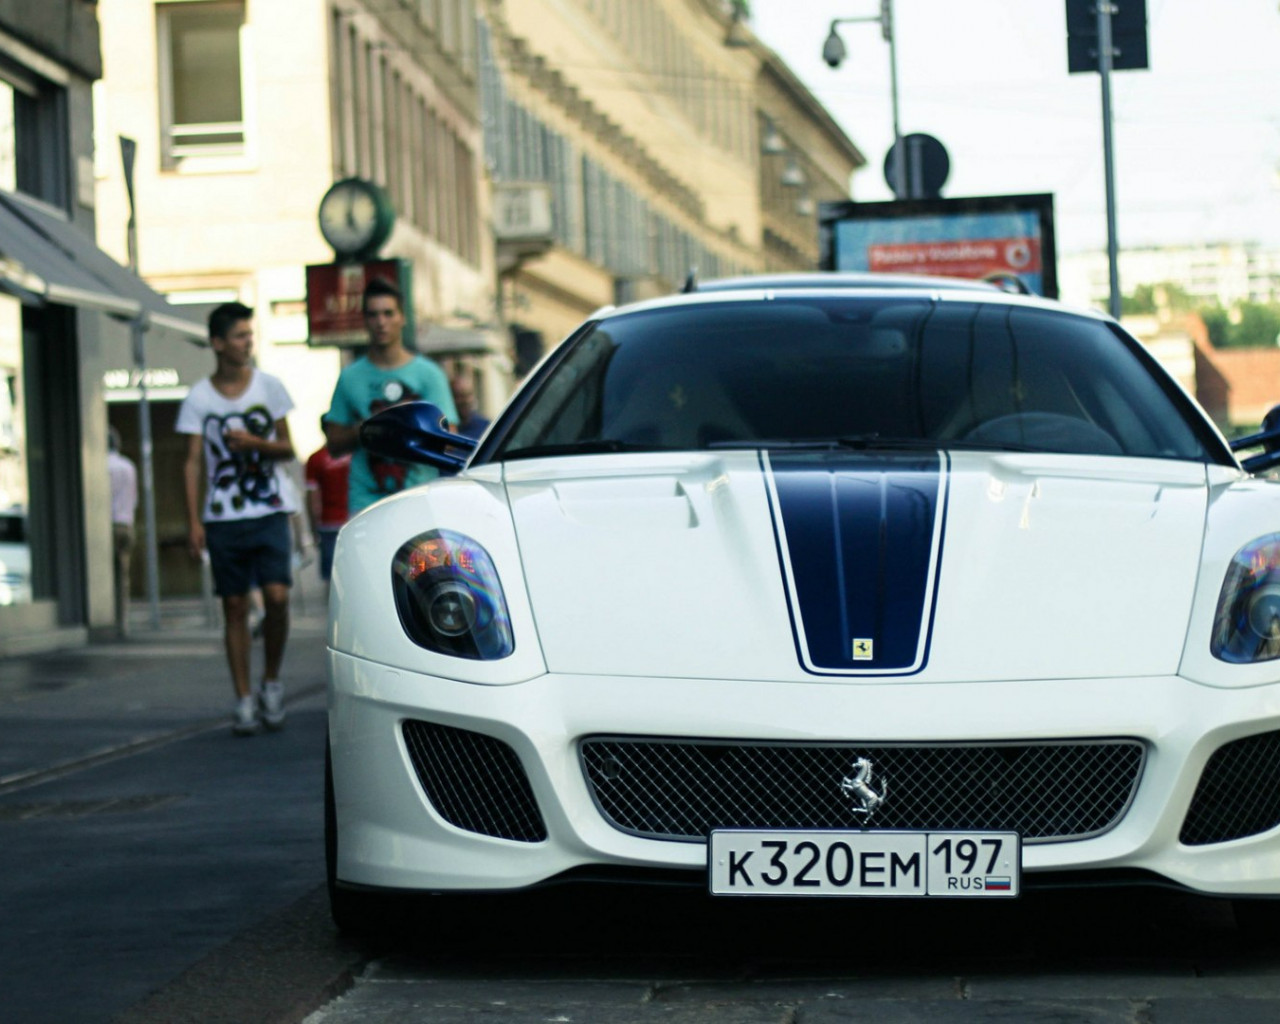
[1212, 534, 1280, 663]
[391, 530, 514, 659]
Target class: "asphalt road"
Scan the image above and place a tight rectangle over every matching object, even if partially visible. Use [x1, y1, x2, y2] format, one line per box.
[0, 600, 359, 1024]
[5, 707, 330, 1023]
[298, 883, 1280, 1023]
[8, 603, 1280, 1024]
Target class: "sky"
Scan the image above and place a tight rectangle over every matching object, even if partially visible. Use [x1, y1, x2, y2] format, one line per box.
[749, 0, 1280, 256]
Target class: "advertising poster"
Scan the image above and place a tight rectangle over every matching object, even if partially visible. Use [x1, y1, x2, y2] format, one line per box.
[306, 257, 414, 346]
[819, 194, 1058, 298]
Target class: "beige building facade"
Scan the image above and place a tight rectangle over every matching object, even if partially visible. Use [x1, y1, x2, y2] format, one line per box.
[94, 0, 492, 594]
[94, 0, 492, 447]
[92, 0, 863, 595]
[481, 0, 864, 354]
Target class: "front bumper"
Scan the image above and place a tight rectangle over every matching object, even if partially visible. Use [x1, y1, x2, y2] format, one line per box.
[328, 649, 1280, 897]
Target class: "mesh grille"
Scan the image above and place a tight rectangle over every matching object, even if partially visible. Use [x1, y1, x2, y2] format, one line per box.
[580, 737, 1144, 844]
[1181, 731, 1280, 846]
[402, 720, 547, 843]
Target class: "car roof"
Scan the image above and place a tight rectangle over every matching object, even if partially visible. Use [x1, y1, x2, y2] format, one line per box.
[588, 272, 1101, 324]
[691, 271, 1003, 294]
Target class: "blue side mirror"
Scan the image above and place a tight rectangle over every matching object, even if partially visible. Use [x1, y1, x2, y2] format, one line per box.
[1230, 403, 1280, 474]
[359, 402, 476, 473]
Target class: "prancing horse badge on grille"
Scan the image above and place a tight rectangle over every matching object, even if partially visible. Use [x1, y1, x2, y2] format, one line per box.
[841, 757, 887, 818]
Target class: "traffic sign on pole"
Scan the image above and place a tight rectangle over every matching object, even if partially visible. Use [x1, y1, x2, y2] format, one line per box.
[1066, 0, 1148, 74]
[884, 133, 949, 200]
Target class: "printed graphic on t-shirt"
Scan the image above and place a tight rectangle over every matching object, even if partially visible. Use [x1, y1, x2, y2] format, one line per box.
[367, 378, 423, 497]
[203, 406, 284, 515]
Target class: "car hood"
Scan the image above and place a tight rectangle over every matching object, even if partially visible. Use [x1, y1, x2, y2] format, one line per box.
[503, 450, 1210, 682]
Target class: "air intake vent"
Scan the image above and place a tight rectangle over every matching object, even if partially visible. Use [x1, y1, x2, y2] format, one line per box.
[402, 720, 547, 843]
[1181, 730, 1280, 846]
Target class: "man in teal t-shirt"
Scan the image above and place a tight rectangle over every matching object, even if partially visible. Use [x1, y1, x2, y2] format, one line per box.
[324, 277, 458, 514]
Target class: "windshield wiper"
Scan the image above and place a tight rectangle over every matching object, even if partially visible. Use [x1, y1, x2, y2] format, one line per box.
[706, 435, 1039, 453]
[836, 435, 943, 451]
[504, 435, 1041, 460]
[837, 434, 1039, 452]
[497, 439, 672, 462]
[705, 436, 941, 451]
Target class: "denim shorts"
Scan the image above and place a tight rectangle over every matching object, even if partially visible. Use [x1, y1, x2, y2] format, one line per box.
[204, 513, 293, 597]
[316, 527, 339, 582]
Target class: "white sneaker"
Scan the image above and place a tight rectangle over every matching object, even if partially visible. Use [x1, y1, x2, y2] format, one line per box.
[232, 694, 260, 736]
[260, 680, 285, 730]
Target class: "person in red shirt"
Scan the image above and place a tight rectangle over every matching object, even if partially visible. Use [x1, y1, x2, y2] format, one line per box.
[304, 419, 351, 589]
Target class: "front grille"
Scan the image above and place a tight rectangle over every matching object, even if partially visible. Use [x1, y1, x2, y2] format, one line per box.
[580, 737, 1145, 844]
[402, 720, 547, 843]
[1181, 730, 1280, 846]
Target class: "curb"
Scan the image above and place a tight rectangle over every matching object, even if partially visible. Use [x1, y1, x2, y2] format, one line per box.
[111, 886, 373, 1024]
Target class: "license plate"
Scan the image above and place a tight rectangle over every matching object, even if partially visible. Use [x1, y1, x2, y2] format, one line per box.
[709, 830, 1020, 897]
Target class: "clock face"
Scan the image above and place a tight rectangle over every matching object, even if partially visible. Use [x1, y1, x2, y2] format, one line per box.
[319, 179, 387, 256]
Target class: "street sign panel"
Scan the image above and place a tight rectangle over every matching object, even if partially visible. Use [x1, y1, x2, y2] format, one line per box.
[884, 133, 950, 200]
[1066, 0, 1148, 73]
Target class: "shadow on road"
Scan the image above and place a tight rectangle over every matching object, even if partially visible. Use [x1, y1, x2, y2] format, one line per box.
[362, 881, 1254, 978]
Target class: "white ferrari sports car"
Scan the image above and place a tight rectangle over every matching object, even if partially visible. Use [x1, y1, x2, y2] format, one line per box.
[326, 272, 1280, 930]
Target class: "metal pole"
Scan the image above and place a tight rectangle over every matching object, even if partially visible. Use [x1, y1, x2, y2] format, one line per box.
[1097, 1, 1122, 318]
[121, 136, 161, 629]
[130, 308, 160, 630]
[883, 0, 908, 199]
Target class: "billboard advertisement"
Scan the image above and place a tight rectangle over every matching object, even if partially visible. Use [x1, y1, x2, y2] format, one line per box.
[819, 194, 1058, 298]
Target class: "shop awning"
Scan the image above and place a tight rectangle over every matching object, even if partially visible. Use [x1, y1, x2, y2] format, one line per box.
[0, 189, 204, 342]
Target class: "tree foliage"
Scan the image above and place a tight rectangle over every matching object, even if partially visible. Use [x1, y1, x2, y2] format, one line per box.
[1232, 303, 1280, 349]
[1123, 283, 1280, 349]
[1200, 306, 1230, 349]
[1121, 282, 1195, 315]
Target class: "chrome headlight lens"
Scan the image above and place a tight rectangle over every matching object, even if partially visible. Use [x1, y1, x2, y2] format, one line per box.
[1212, 534, 1280, 664]
[391, 530, 514, 659]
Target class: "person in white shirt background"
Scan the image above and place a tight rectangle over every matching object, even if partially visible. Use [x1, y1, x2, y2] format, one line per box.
[107, 426, 138, 640]
[177, 302, 299, 736]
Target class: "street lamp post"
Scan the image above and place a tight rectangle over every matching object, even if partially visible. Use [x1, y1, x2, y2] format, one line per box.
[1096, 1, 1122, 319]
[120, 136, 162, 630]
[822, 0, 906, 200]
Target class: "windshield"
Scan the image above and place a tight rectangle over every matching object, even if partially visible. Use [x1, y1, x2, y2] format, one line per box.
[492, 297, 1218, 463]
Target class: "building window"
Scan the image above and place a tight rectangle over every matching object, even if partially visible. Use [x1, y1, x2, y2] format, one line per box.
[0, 70, 69, 206]
[418, 0, 438, 32]
[157, 1, 246, 166]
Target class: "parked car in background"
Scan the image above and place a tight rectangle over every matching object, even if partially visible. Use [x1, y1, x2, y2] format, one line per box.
[0, 507, 32, 605]
[325, 272, 1280, 933]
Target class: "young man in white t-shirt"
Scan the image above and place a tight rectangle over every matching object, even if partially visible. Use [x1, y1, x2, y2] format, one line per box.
[177, 302, 299, 735]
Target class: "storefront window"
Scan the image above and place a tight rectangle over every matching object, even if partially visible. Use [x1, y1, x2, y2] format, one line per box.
[0, 305, 23, 490]
[0, 301, 29, 607]
[0, 81, 31, 603]
[0, 79, 14, 191]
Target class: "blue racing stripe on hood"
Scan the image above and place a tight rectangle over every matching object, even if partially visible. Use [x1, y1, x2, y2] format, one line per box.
[765, 450, 947, 674]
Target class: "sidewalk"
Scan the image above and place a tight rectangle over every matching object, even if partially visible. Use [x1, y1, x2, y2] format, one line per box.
[0, 576, 329, 793]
